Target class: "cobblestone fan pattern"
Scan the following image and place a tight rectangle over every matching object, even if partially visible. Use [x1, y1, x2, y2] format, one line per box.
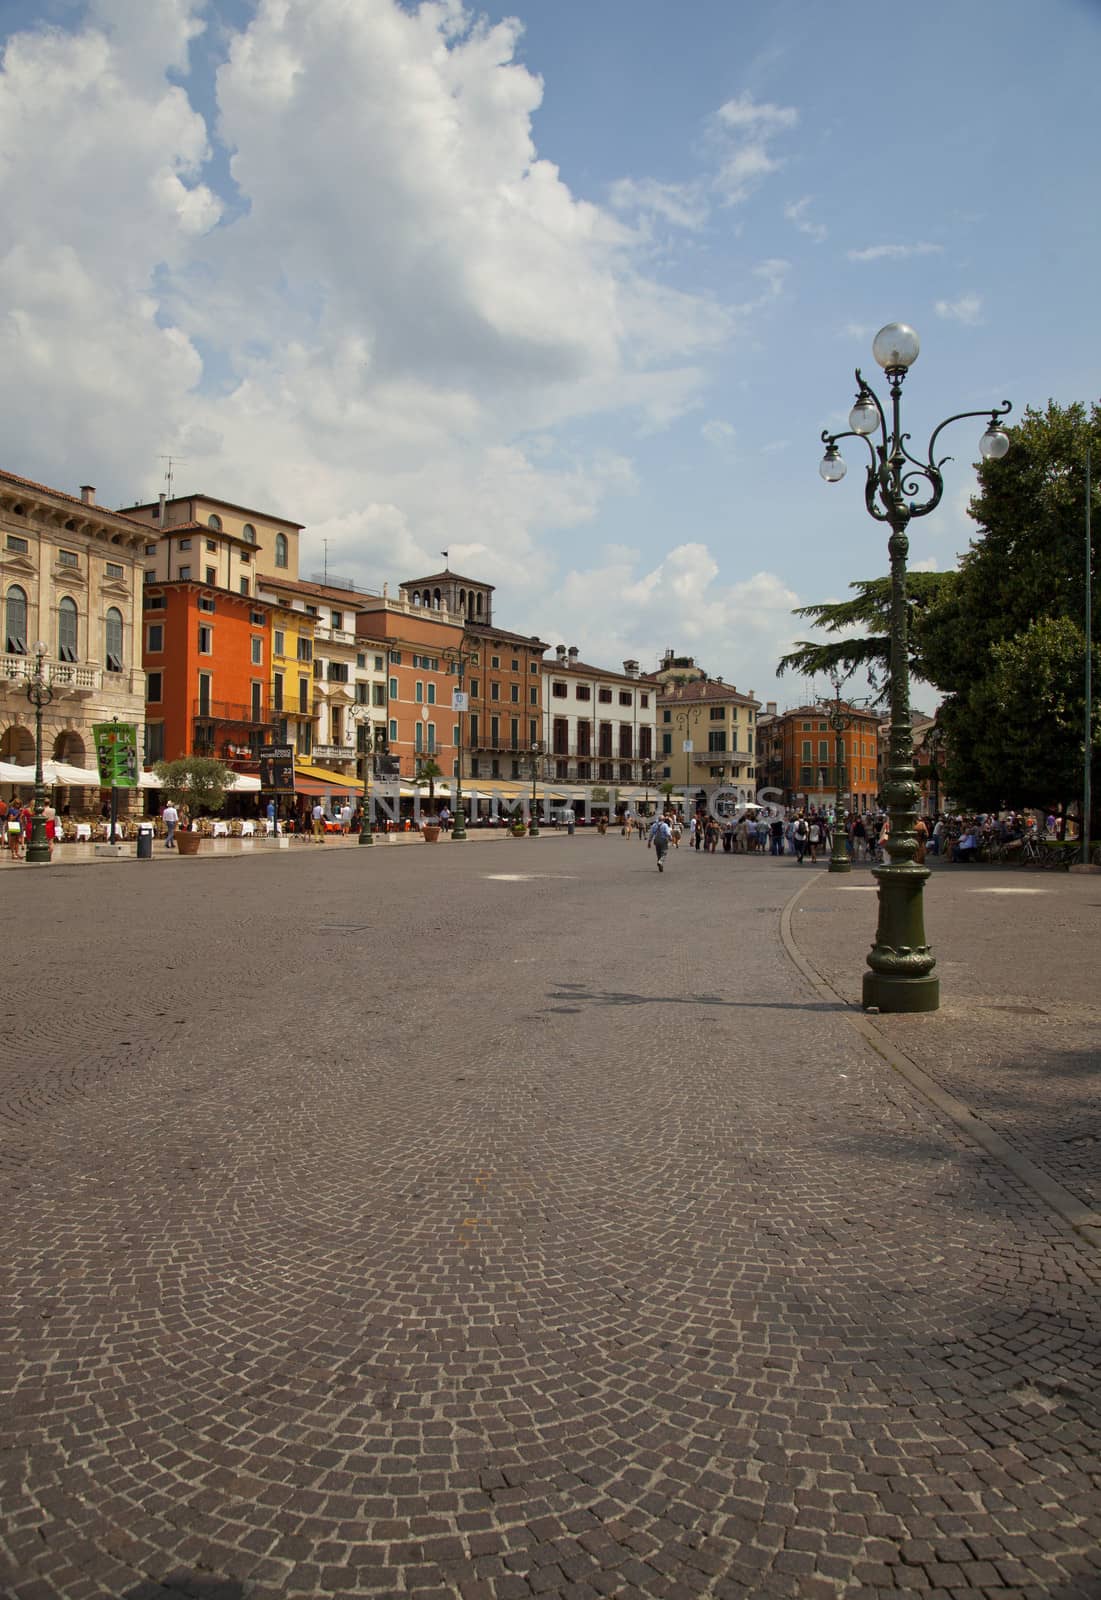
[2, 843, 1099, 1599]
[791, 866, 1101, 1218]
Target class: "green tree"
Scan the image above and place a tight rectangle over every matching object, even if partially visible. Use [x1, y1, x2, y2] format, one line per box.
[153, 756, 231, 815]
[922, 399, 1100, 817]
[777, 572, 951, 699]
[413, 758, 443, 812]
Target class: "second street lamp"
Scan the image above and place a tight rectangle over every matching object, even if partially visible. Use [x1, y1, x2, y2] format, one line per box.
[821, 673, 853, 875]
[348, 705, 378, 844]
[25, 641, 53, 865]
[820, 321, 1011, 1012]
[528, 741, 542, 835]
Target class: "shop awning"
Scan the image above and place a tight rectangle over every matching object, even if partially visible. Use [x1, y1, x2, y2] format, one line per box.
[296, 762, 360, 787]
[295, 776, 358, 797]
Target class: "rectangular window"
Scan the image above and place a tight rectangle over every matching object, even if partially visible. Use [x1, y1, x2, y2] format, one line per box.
[328, 661, 349, 683]
[274, 672, 284, 712]
[453, 724, 460, 745]
[389, 718, 398, 743]
[4, 534, 28, 553]
[205, 539, 217, 552]
[529, 687, 538, 705]
[297, 637, 312, 663]
[197, 671, 211, 716]
[662, 733, 672, 755]
[818, 740, 830, 762]
[144, 542, 157, 556]
[710, 707, 724, 720]
[240, 578, 249, 596]
[490, 715, 500, 745]
[145, 722, 164, 762]
[708, 731, 727, 752]
[509, 684, 519, 703]
[298, 677, 309, 714]
[354, 682, 368, 705]
[274, 629, 285, 655]
[530, 661, 538, 673]
[146, 624, 164, 653]
[331, 611, 343, 630]
[198, 624, 212, 654]
[251, 681, 262, 720]
[251, 636, 263, 665]
[239, 550, 250, 564]
[575, 685, 591, 701]
[143, 591, 164, 609]
[470, 679, 479, 699]
[415, 722, 423, 754]
[389, 650, 402, 665]
[598, 688, 612, 704]
[619, 691, 632, 707]
[490, 683, 500, 701]
[298, 721, 312, 756]
[59, 549, 79, 567]
[801, 739, 812, 759]
[511, 659, 519, 673]
[372, 683, 386, 707]
[491, 655, 500, 668]
[662, 709, 671, 723]
[389, 676, 398, 698]
[427, 682, 436, 704]
[470, 713, 479, 745]
[552, 681, 567, 698]
[198, 595, 215, 613]
[427, 723, 436, 755]
[510, 717, 519, 747]
[529, 719, 538, 744]
[415, 680, 423, 703]
[106, 561, 124, 580]
[179, 538, 192, 550]
[146, 671, 163, 702]
[641, 693, 649, 709]
[250, 610, 265, 626]
[374, 655, 384, 671]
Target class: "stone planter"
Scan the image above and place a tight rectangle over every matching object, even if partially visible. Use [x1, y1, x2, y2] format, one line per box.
[422, 824, 441, 843]
[176, 830, 202, 855]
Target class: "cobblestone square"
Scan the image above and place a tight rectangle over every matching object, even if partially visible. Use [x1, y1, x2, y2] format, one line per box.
[2, 838, 1099, 1599]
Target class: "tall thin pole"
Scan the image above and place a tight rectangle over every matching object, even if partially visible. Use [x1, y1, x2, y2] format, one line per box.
[1085, 442, 1092, 866]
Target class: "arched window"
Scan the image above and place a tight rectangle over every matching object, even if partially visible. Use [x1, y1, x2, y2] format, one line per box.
[242, 523, 256, 543]
[105, 607, 124, 673]
[411, 591, 421, 607]
[58, 596, 78, 662]
[433, 588, 441, 610]
[207, 514, 222, 531]
[476, 592, 483, 616]
[5, 585, 27, 653]
[274, 532, 288, 569]
[458, 589, 466, 613]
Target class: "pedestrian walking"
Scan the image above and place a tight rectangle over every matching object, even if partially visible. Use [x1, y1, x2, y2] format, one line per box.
[162, 801, 178, 849]
[648, 814, 672, 872]
[793, 815, 808, 863]
[311, 802, 325, 842]
[340, 802, 352, 836]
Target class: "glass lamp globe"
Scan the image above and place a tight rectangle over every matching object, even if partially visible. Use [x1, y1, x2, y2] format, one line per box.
[979, 425, 1010, 461]
[34, 640, 47, 656]
[872, 322, 920, 371]
[849, 396, 879, 435]
[819, 450, 847, 483]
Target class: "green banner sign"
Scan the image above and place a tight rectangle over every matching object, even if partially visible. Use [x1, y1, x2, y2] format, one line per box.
[92, 722, 139, 789]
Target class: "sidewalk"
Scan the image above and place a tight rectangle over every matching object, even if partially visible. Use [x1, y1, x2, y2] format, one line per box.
[0, 824, 579, 866]
[786, 857, 1101, 1227]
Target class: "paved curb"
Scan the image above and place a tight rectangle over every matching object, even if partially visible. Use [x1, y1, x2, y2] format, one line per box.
[780, 870, 1101, 1251]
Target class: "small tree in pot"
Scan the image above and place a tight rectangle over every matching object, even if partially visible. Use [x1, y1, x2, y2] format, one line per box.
[414, 759, 444, 841]
[153, 757, 231, 853]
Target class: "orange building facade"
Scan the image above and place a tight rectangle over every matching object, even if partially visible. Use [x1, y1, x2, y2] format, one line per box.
[143, 580, 272, 765]
[758, 702, 881, 813]
[355, 597, 464, 781]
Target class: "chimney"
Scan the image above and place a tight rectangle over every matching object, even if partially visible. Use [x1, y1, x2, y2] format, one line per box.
[80, 485, 95, 505]
[622, 659, 639, 678]
[157, 491, 166, 524]
[662, 648, 674, 668]
[715, 675, 723, 684]
[567, 645, 579, 664]
[556, 643, 567, 662]
[766, 700, 777, 716]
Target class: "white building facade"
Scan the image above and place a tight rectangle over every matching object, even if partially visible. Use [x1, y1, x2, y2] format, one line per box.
[541, 646, 659, 790]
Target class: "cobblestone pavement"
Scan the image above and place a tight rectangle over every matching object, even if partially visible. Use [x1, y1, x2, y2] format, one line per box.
[2, 839, 1099, 1600]
[789, 861, 1101, 1218]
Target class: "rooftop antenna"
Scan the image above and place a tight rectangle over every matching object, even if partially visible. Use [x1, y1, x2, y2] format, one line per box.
[158, 455, 187, 502]
[323, 538, 329, 585]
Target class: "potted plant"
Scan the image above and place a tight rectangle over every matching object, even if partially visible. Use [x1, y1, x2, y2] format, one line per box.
[153, 756, 231, 855]
[413, 759, 444, 842]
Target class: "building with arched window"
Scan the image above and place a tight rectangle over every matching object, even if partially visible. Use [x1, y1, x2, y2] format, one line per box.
[0, 468, 147, 798]
[125, 492, 304, 592]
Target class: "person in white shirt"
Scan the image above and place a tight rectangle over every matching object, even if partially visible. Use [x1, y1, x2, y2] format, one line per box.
[162, 802, 178, 849]
[311, 802, 325, 842]
[340, 803, 352, 836]
[648, 815, 673, 872]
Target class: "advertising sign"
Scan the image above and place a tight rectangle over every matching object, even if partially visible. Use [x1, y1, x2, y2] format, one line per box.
[374, 754, 401, 780]
[258, 744, 295, 793]
[682, 740, 694, 753]
[92, 721, 139, 788]
[452, 690, 468, 712]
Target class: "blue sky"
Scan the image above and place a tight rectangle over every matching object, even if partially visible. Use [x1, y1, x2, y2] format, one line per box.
[0, 0, 1097, 706]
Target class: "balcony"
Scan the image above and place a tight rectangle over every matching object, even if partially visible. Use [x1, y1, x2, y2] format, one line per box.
[311, 744, 356, 764]
[313, 625, 357, 647]
[2, 654, 103, 695]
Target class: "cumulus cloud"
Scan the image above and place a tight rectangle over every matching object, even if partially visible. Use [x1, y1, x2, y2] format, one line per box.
[934, 292, 983, 325]
[702, 419, 736, 454]
[609, 177, 709, 231]
[0, 0, 730, 558]
[846, 242, 943, 263]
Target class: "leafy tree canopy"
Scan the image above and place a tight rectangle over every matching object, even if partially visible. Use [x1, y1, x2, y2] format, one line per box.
[777, 572, 952, 699]
[153, 756, 231, 813]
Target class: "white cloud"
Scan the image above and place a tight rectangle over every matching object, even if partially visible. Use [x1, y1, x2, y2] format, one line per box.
[934, 293, 983, 326]
[702, 419, 736, 454]
[784, 196, 826, 243]
[609, 177, 709, 231]
[846, 242, 943, 263]
[713, 92, 799, 205]
[0, 0, 733, 570]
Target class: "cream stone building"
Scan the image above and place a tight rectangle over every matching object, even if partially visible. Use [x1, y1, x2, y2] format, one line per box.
[647, 651, 760, 802]
[1, 469, 146, 794]
[125, 491, 303, 591]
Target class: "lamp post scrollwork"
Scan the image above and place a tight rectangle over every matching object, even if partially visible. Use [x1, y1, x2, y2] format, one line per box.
[25, 642, 54, 865]
[819, 322, 1011, 1012]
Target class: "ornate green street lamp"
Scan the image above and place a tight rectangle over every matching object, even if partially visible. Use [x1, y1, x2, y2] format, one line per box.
[25, 641, 53, 865]
[348, 705, 377, 843]
[445, 645, 478, 841]
[822, 673, 852, 875]
[528, 741, 542, 835]
[927, 723, 946, 820]
[820, 322, 1011, 1012]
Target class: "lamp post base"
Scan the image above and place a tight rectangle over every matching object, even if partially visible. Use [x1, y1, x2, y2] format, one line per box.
[452, 806, 467, 841]
[862, 970, 940, 1013]
[357, 827, 375, 845]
